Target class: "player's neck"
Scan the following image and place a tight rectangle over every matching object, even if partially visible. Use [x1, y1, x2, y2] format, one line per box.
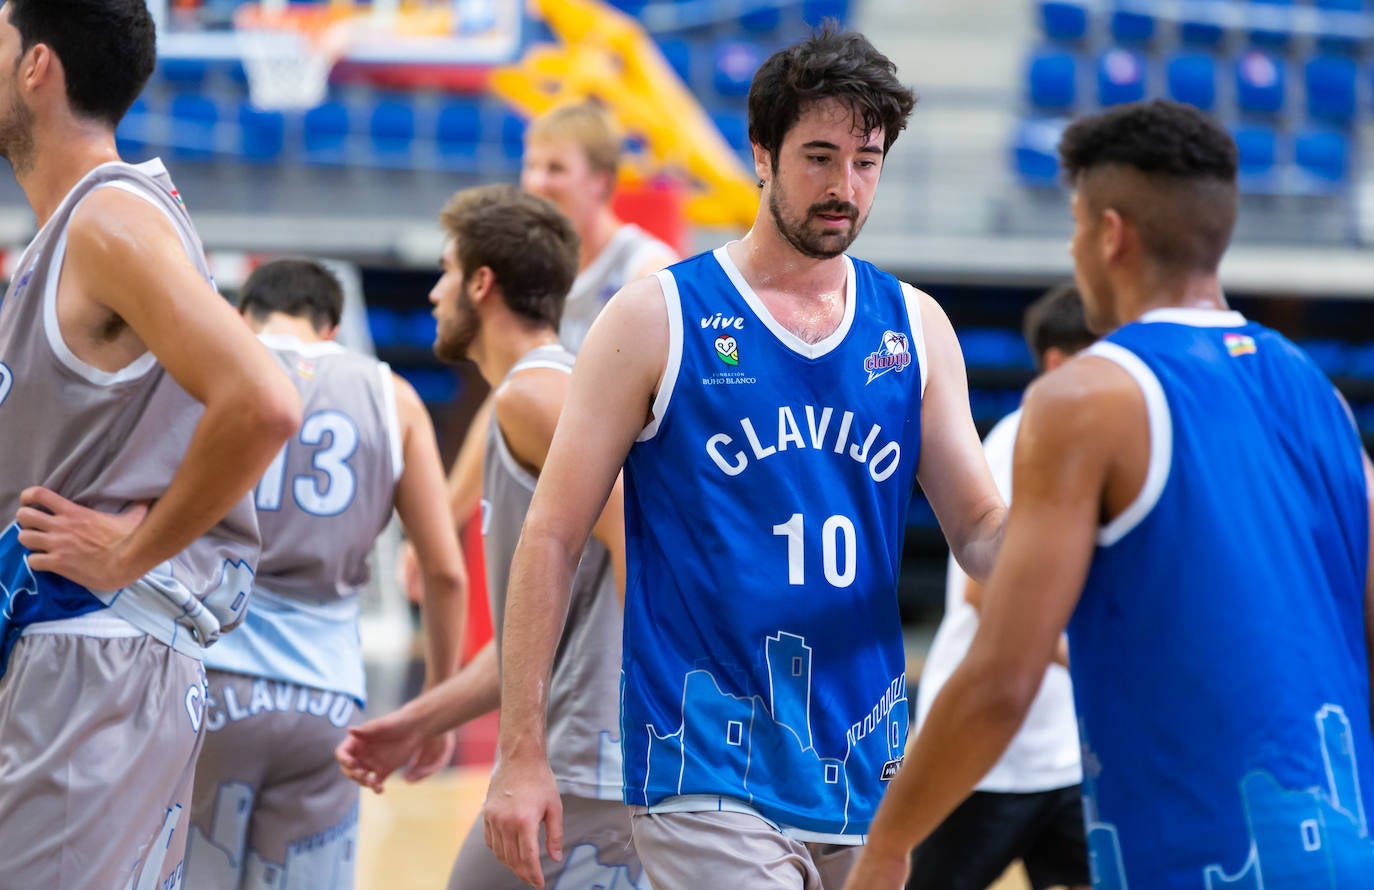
[1117, 270, 1229, 325]
[256, 314, 325, 343]
[471, 314, 560, 386]
[578, 210, 622, 272]
[17, 122, 121, 228]
[731, 223, 848, 300]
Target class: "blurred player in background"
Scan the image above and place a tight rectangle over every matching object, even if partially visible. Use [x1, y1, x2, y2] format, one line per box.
[907, 283, 1093, 890]
[186, 259, 467, 889]
[849, 99, 1374, 890]
[338, 185, 645, 889]
[0, 2, 301, 887]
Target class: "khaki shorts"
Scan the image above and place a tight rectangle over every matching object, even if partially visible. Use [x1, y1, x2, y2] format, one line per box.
[631, 809, 863, 890]
[186, 670, 360, 890]
[448, 794, 645, 890]
[0, 631, 206, 890]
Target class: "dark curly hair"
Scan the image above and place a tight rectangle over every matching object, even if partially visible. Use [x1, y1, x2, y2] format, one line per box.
[6, 0, 156, 129]
[1059, 100, 1238, 274]
[1059, 99, 1238, 182]
[747, 25, 917, 168]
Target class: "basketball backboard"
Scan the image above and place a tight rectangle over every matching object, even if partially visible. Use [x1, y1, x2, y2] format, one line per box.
[149, 0, 524, 65]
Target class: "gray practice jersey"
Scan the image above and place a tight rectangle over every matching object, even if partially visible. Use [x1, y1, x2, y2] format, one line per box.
[483, 345, 624, 800]
[558, 223, 674, 353]
[0, 159, 258, 668]
[204, 335, 402, 703]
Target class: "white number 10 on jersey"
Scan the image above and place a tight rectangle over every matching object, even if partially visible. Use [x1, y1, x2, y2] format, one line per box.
[772, 513, 857, 587]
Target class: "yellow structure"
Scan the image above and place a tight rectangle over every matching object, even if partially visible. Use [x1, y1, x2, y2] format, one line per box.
[490, 0, 760, 229]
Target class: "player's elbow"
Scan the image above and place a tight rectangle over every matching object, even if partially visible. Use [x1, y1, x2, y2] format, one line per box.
[247, 377, 304, 447]
[961, 652, 1040, 730]
[425, 565, 469, 603]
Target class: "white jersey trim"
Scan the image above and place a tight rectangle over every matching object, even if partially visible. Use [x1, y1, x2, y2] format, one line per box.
[713, 246, 858, 360]
[1087, 341, 1173, 546]
[379, 362, 405, 482]
[497, 347, 573, 490]
[638, 795, 865, 845]
[899, 282, 930, 397]
[40, 170, 206, 386]
[1139, 307, 1246, 328]
[638, 270, 683, 442]
[257, 333, 347, 357]
[22, 611, 144, 639]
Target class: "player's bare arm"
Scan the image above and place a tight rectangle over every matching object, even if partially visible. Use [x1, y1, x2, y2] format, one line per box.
[847, 355, 1147, 889]
[392, 371, 468, 769]
[338, 640, 499, 793]
[483, 274, 667, 888]
[913, 289, 1006, 583]
[17, 188, 301, 590]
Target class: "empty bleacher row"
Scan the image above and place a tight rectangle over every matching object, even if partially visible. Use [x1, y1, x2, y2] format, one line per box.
[1014, 0, 1373, 192]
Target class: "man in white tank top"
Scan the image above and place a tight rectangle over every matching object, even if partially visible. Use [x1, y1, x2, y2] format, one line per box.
[0, 3, 300, 889]
[907, 283, 1094, 890]
[412, 101, 677, 587]
[337, 185, 645, 889]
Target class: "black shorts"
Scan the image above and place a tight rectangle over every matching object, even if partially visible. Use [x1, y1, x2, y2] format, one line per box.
[906, 784, 1089, 890]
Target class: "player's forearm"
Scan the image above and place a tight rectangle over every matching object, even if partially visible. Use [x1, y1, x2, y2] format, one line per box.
[406, 640, 500, 737]
[118, 379, 300, 580]
[496, 529, 577, 760]
[420, 564, 468, 689]
[866, 654, 1033, 857]
[949, 503, 1006, 585]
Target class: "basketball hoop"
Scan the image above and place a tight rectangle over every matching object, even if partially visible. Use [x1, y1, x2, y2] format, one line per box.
[234, 4, 355, 111]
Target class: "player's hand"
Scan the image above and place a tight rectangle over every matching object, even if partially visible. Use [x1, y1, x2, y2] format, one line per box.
[482, 756, 562, 888]
[16, 487, 150, 591]
[403, 729, 456, 783]
[336, 709, 427, 794]
[840, 842, 910, 890]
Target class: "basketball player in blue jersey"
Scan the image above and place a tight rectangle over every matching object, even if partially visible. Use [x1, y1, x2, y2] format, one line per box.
[338, 185, 645, 889]
[484, 28, 1008, 889]
[184, 259, 468, 890]
[849, 99, 1374, 890]
[0, 2, 301, 888]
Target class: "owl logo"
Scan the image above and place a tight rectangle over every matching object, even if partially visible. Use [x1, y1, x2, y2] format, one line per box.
[864, 329, 912, 383]
[715, 334, 739, 366]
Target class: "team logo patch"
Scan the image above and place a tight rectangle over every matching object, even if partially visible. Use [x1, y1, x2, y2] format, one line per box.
[294, 358, 317, 379]
[1224, 332, 1257, 357]
[880, 757, 904, 781]
[864, 330, 912, 384]
[715, 334, 739, 366]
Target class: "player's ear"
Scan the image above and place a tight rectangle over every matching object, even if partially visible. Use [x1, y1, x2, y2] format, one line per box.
[468, 266, 496, 304]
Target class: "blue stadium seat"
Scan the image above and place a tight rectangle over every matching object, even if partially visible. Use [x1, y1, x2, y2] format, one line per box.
[1012, 117, 1065, 186]
[653, 36, 693, 86]
[397, 367, 458, 404]
[169, 94, 219, 160]
[499, 109, 527, 162]
[1098, 48, 1147, 106]
[1298, 338, 1349, 376]
[368, 98, 416, 164]
[801, 0, 850, 27]
[116, 97, 151, 160]
[1232, 124, 1279, 187]
[238, 102, 284, 163]
[1178, 0, 1226, 46]
[403, 310, 438, 347]
[1235, 50, 1286, 114]
[714, 40, 764, 98]
[1356, 402, 1374, 435]
[158, 57, 211, 92]
[436, 98, 483, 168]
[1348, 344, 1374, 379]
[366, 307, 401, 349]
[740, 3, 781, 33]
[1167, 52, 1217, 111]
[1027, 49, 1077, 112]
[1111, 5, 1155, 45]
[1304, 54, 1357, 125]
[1039, 1, 1088, 41]
[604, 0, 648, 17]
[958, 328, 1035, 370]
[1249, 0, 1295, 48]
[303, 100, 351, 164]
[1293, 127, 1350, 184]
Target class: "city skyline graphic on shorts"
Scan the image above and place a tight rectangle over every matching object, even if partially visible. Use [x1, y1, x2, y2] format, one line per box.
[1083, 704, 1374, 889]
[640, 631, 907, 833]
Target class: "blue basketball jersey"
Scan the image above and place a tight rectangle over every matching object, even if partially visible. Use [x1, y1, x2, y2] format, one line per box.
[1071, 309, 1374, 889]
[619, 247, 925, 838]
